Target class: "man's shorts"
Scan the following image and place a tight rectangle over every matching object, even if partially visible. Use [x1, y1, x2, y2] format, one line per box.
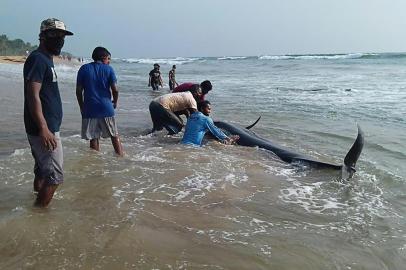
[81, 117, 118, 140]
[27, 132, 64, 185]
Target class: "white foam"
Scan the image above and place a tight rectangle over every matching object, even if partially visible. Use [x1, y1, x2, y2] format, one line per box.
[11, 148, 28, 156]
[259, 53, 374, 60]
[122, 57, 201, 65]
[218, 56, 248, 60]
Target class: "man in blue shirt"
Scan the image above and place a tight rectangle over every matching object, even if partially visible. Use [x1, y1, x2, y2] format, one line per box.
[24, 18, 73, 207]
[76, 47, 123, 156]
[181, 100, 239, 146]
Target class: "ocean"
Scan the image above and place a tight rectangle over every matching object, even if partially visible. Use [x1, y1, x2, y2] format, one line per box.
[0, 53, 405, 269]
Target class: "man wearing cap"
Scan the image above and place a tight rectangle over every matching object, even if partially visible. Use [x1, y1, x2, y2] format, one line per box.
[172, 80, 212, 102]
[23, 18, 73, 207]
[148, 63, 163, 90]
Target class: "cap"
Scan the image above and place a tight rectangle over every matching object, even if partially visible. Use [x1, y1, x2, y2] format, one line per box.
[40, 18, 74, 35]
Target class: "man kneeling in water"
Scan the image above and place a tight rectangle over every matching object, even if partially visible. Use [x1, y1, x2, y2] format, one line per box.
[181, 100, 239, 146]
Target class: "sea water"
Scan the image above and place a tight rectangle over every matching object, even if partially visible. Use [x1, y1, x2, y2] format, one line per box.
[0, 53, 405, 269]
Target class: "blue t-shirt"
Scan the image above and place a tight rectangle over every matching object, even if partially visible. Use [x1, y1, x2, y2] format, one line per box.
[181, 112, 228, 146]
[23, 50, 63, 135]
[76, 62, 117, 118]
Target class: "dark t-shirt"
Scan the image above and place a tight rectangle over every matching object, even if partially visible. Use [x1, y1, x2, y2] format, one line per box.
[149, 69, 161, 83]
[23, 50, 63, 135]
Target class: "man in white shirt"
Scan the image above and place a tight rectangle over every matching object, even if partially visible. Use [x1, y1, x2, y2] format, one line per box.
[149, 85, 202, 135]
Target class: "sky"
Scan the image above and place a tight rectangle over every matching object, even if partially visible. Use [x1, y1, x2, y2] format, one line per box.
[1, 0, 406, 58]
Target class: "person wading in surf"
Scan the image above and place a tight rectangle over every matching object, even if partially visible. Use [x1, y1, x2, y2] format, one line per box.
[148, 63, 163, 90]
[168, 65, 178, 90]
[23, 18, 73, 207]
[76, 46, 124, 156]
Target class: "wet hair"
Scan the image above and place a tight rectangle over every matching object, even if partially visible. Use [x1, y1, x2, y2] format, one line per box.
[198, 100, 211, 112]
[92, 46, 111, 61]
[172, 65, 176, 68]
[154, 63, 160, 67]
[200, 80, 212, 94]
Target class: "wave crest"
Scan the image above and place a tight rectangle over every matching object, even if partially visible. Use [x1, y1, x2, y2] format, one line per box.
[121, 57, 201, 65]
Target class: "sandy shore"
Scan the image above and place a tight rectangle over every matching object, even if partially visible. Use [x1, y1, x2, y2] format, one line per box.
[0, 55, 82, 65]
[0, 55, 26, 64]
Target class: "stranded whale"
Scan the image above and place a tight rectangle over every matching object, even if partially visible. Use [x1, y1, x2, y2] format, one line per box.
[214, 117, 364, 179]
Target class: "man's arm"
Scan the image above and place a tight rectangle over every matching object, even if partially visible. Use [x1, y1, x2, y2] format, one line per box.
[148, 74, 151, 86]
[205, 118, 239, 144]
[205, 118, 228, 141]
[27, 81, 57, 150]
[159, 72, 164, 87]
[75, 84, 84, 114]
[111, 83, 119, 109]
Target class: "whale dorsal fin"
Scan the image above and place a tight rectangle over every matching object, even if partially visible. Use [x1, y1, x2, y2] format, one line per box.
[245, 116, 261, 130]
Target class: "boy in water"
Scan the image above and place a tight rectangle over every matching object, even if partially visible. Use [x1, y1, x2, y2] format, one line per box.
[181, 100, 239, 146]
[148, 63, 163, 90]
[168, 65, 178, 90]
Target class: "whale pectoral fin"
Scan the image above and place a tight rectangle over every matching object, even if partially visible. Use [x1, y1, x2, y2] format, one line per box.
[245, 116, 261, 130]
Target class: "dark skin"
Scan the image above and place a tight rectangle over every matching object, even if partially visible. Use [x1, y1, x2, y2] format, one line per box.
[26, 30, 67, 207]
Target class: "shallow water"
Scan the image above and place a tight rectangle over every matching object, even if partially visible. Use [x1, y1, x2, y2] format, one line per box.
[0, 54, 405, 269]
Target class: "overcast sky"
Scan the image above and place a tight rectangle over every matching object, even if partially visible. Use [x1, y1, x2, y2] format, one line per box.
[1, 0, 406, 58]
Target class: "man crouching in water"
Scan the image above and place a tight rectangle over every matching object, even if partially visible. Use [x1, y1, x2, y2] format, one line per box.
[149, 85, 202, 135]
[181, 100, 239, 146]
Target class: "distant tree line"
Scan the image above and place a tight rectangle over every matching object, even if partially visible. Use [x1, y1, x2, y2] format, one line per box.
[0, 34, 37, 56]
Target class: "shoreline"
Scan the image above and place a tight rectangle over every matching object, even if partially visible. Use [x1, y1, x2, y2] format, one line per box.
[0, 55, 82, 65]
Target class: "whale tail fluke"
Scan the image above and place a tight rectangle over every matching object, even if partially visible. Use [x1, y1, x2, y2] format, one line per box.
[245, 116, 261, 130]
[341, 124, 364, 179]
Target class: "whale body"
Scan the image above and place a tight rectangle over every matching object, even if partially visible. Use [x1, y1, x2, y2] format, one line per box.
[213, 118, 364, 179]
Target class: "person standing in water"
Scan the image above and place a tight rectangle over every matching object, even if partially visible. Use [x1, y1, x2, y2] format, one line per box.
[76, 47, 124, 156]
[23, 18, 73, 207]
[148, 63, 163, 90]
[168, 65, 178, 90]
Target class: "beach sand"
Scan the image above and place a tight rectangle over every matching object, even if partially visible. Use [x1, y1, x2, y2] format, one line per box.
[0, 55, 83, 65]
[0, 55, 27, 64]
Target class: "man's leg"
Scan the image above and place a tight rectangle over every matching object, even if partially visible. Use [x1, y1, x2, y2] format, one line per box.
[34, 176, 45, 192]
[28, 132, 64, 208]
[149, 101, 164, 132]
[35, 184, 58, 207]
[111, 136, 123, 156]
[164, 110, 184, 135]
[90, 138, 100, 151]
[32, 154, 44, 192]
